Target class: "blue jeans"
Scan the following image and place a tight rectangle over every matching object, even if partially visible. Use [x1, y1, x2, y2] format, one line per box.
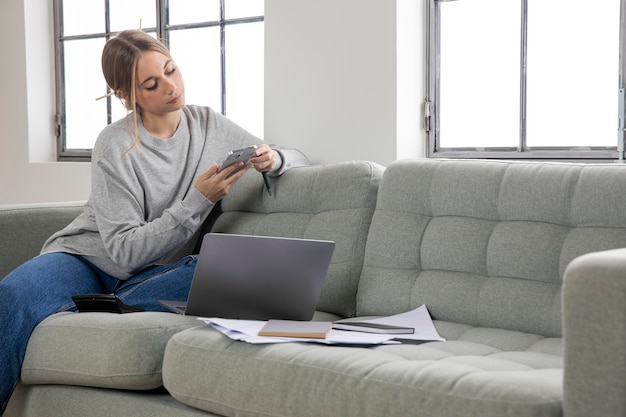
[0, 252, 196, 413]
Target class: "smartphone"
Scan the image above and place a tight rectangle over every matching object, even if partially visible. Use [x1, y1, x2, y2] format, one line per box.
[219, 145, 257, 177]
[72, 294, 144, 314]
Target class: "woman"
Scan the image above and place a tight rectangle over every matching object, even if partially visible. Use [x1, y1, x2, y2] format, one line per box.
[0, 29, 308, 412]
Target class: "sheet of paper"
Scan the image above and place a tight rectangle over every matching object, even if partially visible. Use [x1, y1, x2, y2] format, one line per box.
[198, 305, 444, 345]
[199, 317, 399, 345]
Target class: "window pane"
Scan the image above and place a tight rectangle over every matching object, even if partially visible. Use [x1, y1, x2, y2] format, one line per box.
[62, 0, 104, 36]
[526, 0, 619, 148]
[64, 38, 108, 149]
[225, 22, 264, 138]
[169, 28, 222, 111]
[57, 0, 265, 156]
[438, 0, 521, 149]
[225, 0, 264, 19]
[110, 0, 156, 32]
[169, 0, 220, 25]
[110, 94, 129, 123]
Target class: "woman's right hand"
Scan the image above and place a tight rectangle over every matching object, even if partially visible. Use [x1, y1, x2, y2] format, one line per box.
[194, 162, 251, 204]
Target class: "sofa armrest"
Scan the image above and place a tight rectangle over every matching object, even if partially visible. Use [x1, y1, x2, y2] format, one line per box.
[563, 248, 626, 417]
[0, 202, 84, 280]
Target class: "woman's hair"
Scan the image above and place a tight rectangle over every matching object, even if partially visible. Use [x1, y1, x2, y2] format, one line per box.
[101, 30, 172, 151]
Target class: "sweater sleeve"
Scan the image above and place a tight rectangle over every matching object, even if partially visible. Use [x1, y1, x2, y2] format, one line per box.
[204, 108, 309, 176]
[270, 147, 309, 176]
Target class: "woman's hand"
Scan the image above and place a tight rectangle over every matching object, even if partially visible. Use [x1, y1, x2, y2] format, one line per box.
[249, 144, 276, 173]
[194, 162, 251, 203]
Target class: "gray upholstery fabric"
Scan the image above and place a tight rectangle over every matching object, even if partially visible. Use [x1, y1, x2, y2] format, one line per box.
[357, 159, 626, 337]
[163, 324, 563, 417]
[6, 384, 219, 417]
[203, 161, 384, 317]
[10, 161, 381, 396]
[162, 160, 607, 417]
[0, 204, 83, 280]
[562, 248, 626, 417]
[21, 312, 200, 389]
[8, 159, 626, 417]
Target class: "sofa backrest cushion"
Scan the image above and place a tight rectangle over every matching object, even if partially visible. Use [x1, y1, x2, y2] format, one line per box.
[357, 159, 626, 337]
[202, 161, 383, 317]
[0, 204, 84, 280]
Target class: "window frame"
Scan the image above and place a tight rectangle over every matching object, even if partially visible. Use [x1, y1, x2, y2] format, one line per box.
[425, 0, 626, 161]
[53, 0, 263, 161]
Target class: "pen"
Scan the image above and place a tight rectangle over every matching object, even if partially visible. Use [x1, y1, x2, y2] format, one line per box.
[262, 172, 272, 196]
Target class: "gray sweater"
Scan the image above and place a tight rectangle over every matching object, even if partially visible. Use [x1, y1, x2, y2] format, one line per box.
[41, 105, 308, 279]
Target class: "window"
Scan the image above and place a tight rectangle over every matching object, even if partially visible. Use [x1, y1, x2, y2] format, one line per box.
[426, 0, 626, 160]
[54, 0, 264, 161]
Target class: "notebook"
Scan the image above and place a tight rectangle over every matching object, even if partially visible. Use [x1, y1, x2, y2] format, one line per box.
[159, 233, 335, 320]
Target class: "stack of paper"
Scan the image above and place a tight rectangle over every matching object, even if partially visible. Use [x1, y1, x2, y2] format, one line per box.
[199, 305, 445, 345]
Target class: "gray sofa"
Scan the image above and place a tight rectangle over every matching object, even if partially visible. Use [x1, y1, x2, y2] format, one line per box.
[3, 159, 626, 417]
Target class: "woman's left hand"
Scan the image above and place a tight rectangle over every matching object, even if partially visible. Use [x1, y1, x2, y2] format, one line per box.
[250, 144, 275, 173]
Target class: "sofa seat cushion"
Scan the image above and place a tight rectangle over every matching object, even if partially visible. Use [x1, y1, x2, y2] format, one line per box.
[6, 384, 220, 417]
[162, 321, 563, 417]
[21, 312, 200, 390]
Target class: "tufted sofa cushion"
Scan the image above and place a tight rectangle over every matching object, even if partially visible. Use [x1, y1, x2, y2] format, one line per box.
[163, 321, 563, 417]
[203, 160, 384, 317]
[357, 159, 626, 337]
[160, 159, 583, 417]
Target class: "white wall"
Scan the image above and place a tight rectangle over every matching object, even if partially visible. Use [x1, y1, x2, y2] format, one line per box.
[0, 0, 426, 205]
[0, 0, 91, 205]
[265, 0, 425, 165]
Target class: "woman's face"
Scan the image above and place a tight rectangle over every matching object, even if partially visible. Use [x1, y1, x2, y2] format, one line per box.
[134, 50, 185, 116]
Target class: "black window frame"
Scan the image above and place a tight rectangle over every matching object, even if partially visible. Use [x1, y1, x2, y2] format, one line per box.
[425, 0, 626, 161]
[53, 0, 264, 161]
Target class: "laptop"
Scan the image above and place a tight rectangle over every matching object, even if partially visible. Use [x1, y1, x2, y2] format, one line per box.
[159, 233, 335, 320]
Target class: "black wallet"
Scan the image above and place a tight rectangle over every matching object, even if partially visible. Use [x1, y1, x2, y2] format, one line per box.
[72, 294, 144, 314]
